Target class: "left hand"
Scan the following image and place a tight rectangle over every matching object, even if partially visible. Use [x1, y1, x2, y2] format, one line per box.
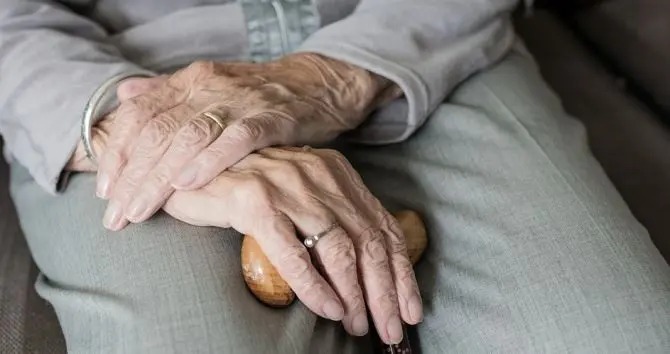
[67, 76, 168, 172]
[96, 53, 401, 231]
[163, 146, 423, 344]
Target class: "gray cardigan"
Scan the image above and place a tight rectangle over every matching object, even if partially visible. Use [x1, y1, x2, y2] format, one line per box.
[0, 0, 519, 194]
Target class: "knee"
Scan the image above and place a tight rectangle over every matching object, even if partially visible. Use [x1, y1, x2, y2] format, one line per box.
[12, 169, 315, 353]
[119, 240, 313, 353]
[37, 215, 311, 353]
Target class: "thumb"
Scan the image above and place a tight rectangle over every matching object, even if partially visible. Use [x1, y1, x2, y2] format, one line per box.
[117, 76, 168, 101]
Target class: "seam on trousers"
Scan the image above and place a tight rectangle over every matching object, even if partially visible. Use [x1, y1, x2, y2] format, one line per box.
[475, 77, 611, 240]
[238, 0, 320, 62]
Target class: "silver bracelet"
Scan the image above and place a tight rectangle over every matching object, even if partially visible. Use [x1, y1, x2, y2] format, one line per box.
[81, 71, 157, 166]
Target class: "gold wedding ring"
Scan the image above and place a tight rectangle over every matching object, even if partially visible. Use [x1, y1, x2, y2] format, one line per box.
[202, 111, 227, 131]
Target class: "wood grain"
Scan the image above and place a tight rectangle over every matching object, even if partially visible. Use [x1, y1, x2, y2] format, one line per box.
[241, 236, 296, 307]
[241, 210, 428, 307]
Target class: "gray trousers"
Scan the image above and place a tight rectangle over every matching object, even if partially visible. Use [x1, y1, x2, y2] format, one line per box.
[10, 51, 670, 353]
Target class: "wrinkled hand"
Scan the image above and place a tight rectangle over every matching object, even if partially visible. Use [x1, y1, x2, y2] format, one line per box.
[163, 146, 422, 344]
[95, 53, 401, 231]
[67, 74, 419, 344]
[67, 76, 167, 172]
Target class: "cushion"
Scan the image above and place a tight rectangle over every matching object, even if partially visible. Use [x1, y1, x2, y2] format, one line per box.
[515, 11, 670, 261]
[0, 151, 65, 353]
[571, 0, 670, 116]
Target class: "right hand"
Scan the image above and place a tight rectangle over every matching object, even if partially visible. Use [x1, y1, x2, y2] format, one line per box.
[162, 147, 423, 344]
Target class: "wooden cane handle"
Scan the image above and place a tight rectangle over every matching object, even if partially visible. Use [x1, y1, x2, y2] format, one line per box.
[240, 210, 427, 307]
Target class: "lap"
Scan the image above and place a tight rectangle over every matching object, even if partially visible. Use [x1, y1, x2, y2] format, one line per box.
[10, 162, 323, 353]
[342, 51, 670, 352]
[11, 50, 670, 354]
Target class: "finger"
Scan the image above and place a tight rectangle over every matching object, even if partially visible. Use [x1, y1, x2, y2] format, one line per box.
[321, 148, 423, 325]
[171, 113, 293, 190]
[102, 104, 194, 230]
[117, 76, 169, 101]
[281, 203, 368, 337]
[255, 213, 345, 322]
[379, 211, 423, 326]
[161, 173, 239, 229]
[343, 216, 402, 344]
[251, 146, 403, 341]
[96, 82, 183, 199]
[257, 146, 405, 342]
[124, 109, 228, 223]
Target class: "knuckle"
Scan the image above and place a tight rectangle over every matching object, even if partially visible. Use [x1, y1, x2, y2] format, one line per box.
[117, 99, 141, 116]
[262, 82, 293, 97]
[381, 218, 410, 258]
[328, 259, 357, 281]
[240, 88, 266, 103]
[120, 96, 154, 118]
[245, 177, 268, 195]
[150, 167, 173, 187]
[276, 160, 302, 180]
[241, 177, 273, 209]
[298, 152, 338, 186]
[120, 167, 147, 188]
[178, 118, 215, 147]
[124, 162, 147, 180]
[393, 257, 417, 285]
[381, 213, 404, 239]
[278, 245, 312, 281]
[141, 118, 177, 149]
[301, 151, 329, 169]
[387, 231, 407, 255]
[228, 121, 263, 142]
[323, 239, 356, 267]
[314, 149, 358, 181]
[361, 229, 390, 268]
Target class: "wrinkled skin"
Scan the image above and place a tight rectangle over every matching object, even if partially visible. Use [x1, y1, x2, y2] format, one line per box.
[67, 62, 421, 344]
[74, 141, 424, 344]
[163, 146, 423, 344]
[92, 53, 402, 231]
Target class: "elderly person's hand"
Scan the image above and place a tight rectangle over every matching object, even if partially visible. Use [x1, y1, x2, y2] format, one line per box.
[95, 53, 401, 231]
[68, 82, 421, 345]
[67, 76, 167, 172]
[163, 146, 423, 344]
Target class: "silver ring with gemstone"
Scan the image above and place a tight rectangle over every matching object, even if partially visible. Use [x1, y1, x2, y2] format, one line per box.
[303, 223, 338, 249]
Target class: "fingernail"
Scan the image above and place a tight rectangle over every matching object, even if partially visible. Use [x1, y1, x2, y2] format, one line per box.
[408, 293, 424, 323]
[323, 300, 344, 321]
[127, 196, 147, 222]
[96, 173, 110, 199]
[351, 313, 369, 336]
[173, 165, 198, 189]
[103, 201, 124, 230]
[386, 316, 403, 344]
